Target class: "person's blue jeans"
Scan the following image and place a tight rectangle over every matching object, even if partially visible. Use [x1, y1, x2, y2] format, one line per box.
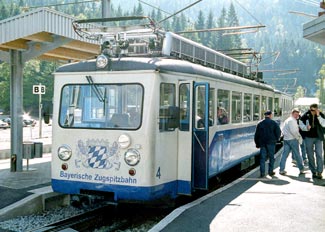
[300, 139, 307, 161]
[292, 140, 307, 161]
[305, 137, 324, 174]
[260, 144, 276, 175]
[280, 139, 304, 172]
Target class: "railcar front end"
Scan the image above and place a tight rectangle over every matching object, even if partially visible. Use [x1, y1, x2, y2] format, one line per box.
[51, 65, 181, 203]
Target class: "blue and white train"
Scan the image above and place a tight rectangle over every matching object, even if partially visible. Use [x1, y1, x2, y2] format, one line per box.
[50, 17, 293, 203]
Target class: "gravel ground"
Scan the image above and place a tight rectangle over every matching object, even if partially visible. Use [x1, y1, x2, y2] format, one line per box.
[0, 205, 162, 232]
[0, 206, 86, 232]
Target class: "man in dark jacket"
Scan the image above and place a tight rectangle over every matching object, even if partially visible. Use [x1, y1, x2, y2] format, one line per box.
[300, 103, 325, 179]
[254, 110, 281, 178]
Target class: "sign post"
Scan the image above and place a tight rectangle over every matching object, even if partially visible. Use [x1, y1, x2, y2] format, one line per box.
[33, 84, 46, 138]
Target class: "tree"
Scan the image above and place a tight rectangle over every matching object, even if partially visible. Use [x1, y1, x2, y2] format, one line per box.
[115, 5, 122, 18]
[135, 2, 144, 15]
[0, 62, 10, 113]
[156, 9, 163, 22]
[18, 0, 24, 7]
[227, 2, 241, 49]
[163, 20, 171, 31]
[205, 10, 215, 47]
[179, 13, 187, 32]
[150, 9, 156, 21]
[215, 7, 228, 50]
[0, 0, 9, 20]
[317, 65, 325, 106]
[172, 17, 182, 33]
[195, 10, 205, 44]
[12, 1, 21, 16]
[294, 86, 305, 100]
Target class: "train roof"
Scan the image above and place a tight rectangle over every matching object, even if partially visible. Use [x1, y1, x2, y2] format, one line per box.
[55, 57, 274, 91]
[274, 89, 293, 97]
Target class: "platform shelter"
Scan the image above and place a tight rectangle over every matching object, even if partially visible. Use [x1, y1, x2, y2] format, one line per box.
[0, 7, 101, 171]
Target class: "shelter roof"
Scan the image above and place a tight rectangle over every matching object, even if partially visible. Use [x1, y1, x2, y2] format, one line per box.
[0, 7, 100, 62]
[294, 97, 319, 106]
[303, 15, 325, 46]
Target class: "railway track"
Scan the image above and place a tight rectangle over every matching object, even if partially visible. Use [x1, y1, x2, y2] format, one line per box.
[29, 205, 115, 232]
[29, 203, 170, 232]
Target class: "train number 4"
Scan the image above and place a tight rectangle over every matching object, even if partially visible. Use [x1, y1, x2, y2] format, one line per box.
[156, 167, 161, 179]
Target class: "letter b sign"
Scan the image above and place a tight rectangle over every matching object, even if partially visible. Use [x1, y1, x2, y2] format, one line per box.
[33, 85, 46, 94]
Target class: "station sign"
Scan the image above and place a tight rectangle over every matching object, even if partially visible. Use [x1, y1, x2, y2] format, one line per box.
[33, 84, 46, 94]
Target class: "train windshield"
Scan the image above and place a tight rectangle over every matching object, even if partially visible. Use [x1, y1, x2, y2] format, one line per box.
[59, 84, 143, 129]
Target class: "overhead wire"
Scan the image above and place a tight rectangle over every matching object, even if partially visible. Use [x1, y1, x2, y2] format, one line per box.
[24, 0, 100, 9]
[138, 0, 172, 16]
[137, 0, 196, 28]
[233, 0, 264, 26]
[294, 0, 319, 7]
[158, 0, 202, 24]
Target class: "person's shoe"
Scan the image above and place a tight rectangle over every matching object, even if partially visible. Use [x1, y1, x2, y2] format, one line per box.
[303, 159, 308, 166]
[279, 170, 287, 175]
[316, 172, 323, 179]
[299, 169, 305, 175]
[269, 171, 276, 176]
[292, 160, 297, 164]
[312, 173, 318, 179]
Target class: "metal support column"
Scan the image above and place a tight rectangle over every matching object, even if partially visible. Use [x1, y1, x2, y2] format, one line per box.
[10, 49, 24, 172]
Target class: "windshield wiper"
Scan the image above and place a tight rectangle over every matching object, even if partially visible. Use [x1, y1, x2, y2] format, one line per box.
[86, 75, 105, 102]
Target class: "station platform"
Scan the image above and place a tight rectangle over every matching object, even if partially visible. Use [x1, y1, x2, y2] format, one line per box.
[0, 136, 52, 160]
[151, 152, 325, 232]
[0, 153, 53, 221]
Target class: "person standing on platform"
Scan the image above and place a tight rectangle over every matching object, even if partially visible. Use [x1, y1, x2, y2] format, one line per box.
[298, 114, 308, 165]
[254, 110, 281, 178]
[300, 104, 325, 179]
[291, 116, 308, 166]
[279, 109, 305, 175]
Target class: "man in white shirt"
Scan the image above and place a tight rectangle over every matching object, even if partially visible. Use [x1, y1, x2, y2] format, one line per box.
[279, 109, 305, 175]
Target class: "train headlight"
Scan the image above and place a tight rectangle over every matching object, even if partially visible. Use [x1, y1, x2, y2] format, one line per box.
[118, 134, 131, 149]
[96, 54, 108, 68]
[124, 149, 140, 166]
[58, 145, 72, 161]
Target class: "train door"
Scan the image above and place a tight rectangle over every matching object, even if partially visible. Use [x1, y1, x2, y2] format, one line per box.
[192, 82, 209, 190]
[178, 81, 193, 194]
[177, 81, 209, 193]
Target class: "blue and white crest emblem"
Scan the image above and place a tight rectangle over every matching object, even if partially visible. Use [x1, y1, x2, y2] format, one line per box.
[87, 146, 108, 169]
[75, 139, 121, 170]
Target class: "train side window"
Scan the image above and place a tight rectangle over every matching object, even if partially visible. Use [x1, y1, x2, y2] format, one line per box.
[261, 96, 267, 117]
[253, 95, 260, 121]
[209, 88, 215, 126]
[159, 83, 178, 132]
[195, 85, 208, 129]
[268, 97, 273, 113]
[244, 93, 252, 122]
[231, 91, 242, 123]
[274, 98, 281, 116]
[179, 83, 190, 131]
[217, 89, 230, 125]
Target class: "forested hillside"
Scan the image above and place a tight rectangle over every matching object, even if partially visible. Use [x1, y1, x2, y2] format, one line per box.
[0, 0, 324, 114]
